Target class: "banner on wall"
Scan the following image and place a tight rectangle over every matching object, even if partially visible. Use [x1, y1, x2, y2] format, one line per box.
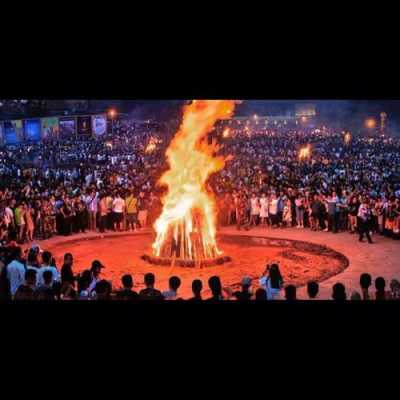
[4, 120, 24, 145]
[41, 117, 59, 140]
[59, 117, 76, 138]
[77, 115, 92, 136]
[92, 114, 107, 136]
[24, 119, 41, 142]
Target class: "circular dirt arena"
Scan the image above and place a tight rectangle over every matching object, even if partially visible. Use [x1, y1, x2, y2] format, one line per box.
[45, 232, 348, 298]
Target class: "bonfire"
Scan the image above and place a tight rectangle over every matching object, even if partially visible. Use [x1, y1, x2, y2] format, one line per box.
[145, 100, 237, 267]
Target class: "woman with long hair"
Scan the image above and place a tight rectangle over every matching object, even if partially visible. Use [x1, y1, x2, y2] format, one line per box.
[259, 263, 284, 300]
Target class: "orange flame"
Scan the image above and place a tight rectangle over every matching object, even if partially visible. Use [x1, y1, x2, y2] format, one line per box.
[299, 144, 311, 160]
[152, 100, 236, 260]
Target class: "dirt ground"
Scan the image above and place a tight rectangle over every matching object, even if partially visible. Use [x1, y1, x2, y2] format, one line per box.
[44, 232, 348, 298]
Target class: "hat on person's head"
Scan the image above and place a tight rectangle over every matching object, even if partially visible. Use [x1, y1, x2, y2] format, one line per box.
[91, 260, 105, 270]
[241, 276, 252, 287]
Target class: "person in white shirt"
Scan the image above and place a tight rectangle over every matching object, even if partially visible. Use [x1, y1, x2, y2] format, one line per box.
[112, 193, 125, 231]
[84, 190, 98, 231]
[37, 251, 60, 286]
[6, 247, 26, 297]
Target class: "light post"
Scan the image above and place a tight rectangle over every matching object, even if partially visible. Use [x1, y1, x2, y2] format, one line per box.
[108, 108, 117, 135]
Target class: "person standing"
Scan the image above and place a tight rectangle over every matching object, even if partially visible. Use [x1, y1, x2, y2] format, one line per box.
[85, 189, 98, 231]
[249, 193, 260, 227]
[348, 196, 360, 234]
[25, 204, 35, 242]
[125, 190, 138, 232]
[295, 193, 305, 229]
[98, 194, 108, 233]
[259, 193, 269, 227]
[358, 198, 373, 243]
[137, 192, 148, 229]
[6, 247, 26, 298]
[112, 192, 125, 232]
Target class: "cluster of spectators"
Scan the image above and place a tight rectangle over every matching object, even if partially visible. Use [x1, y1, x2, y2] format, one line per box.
[1, 243, 399, 301]
[214, 127, 400, 242]
[1, 116, 400, 247]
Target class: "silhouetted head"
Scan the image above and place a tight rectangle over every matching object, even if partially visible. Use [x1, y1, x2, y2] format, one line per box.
[332, 283, 346, 301]
[307, 281, 319, 299]
[360, 273, 372, 290]
[169, 276, 181, 292]
[144, 273, 155, 288]
[121, 274, 133, 289]
[285, 285, 297, 300]
[192, 279, 202, 297]
[255, 288, 267, 300]
[208, 276, 222, 297]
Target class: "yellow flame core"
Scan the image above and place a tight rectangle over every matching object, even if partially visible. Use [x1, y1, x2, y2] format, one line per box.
[152, 100, 236, 259]
[299, 145, 311, 160]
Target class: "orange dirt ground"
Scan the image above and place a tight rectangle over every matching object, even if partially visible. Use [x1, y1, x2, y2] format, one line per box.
[45, 233, 348, 299]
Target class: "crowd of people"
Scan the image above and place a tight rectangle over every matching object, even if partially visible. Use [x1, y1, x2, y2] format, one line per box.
[1, 114, 400, 301]
[1, 243, 399, 301]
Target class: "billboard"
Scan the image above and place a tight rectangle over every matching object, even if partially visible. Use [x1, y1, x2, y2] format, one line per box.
[24, 119, 41, 142]
[92, 114, 107, 136]
[59, 117, 76, 138]
[4, 120, 24, 145]
[41, 117, 59, 140]
[77, 115, 92, 136]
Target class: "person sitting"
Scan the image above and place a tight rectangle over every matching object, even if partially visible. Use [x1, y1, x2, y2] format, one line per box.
[255, 288, 267, 300]
[35, 270, 56, 300]
[390, 279, 400, 300]
[350, 291, 362, 300]
[259, 263, 284, 300]
[94, 280, 112, 300]
[14, 269, 37, 300]
[359, 273, 372, 300]
[307, 281, 319, 300]
[228, 276, 253, 301]
[284, 285, 297, 300]
[162, 276, 182, 300]
[77, 270, 92, 300]
[187, 279, 203, 301]
[139, 273, 163, 300]
[116, 274, 139, 300]
[332, 283, 347, 301]
[375, 277, 390, 300]
[88, 260, 105, 293]
[206, 276, 224, 301]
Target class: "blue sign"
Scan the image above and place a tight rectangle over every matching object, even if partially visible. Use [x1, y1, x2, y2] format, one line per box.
[24, 119, 41, 142]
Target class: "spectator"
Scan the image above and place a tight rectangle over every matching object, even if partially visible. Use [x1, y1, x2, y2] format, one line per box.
[307, 281, 319, 299]
[139, 272, 163, 300]
[77, 270, 92, 299]
[255, 288, 267, 300]
[350, 291, 362, 300]
[206, 276, 224, 301]
[162, 276, 182, 300]
[61, 253, 75, 287]
[6, 247, 26, 297]
[259, 263, 284, 300]
[94, 280, 112, 300]
[359, 273, 372, 300]
[332, 283, 347, 301]
[187, 279, 203, 301]
[285, 285, 297, 300]
[390, 279, 400, 300]
[37, 251, 60, 286]
[35, 270, 56, 300]
[88, 260, 105, 293]
[375, 277, 390, 300]
[230, 276, 253, 301]
[14, 269, 37, 300]
[116, 274, 139, 300]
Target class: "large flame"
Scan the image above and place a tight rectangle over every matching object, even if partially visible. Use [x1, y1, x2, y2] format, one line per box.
[152, 100, 236, 261]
